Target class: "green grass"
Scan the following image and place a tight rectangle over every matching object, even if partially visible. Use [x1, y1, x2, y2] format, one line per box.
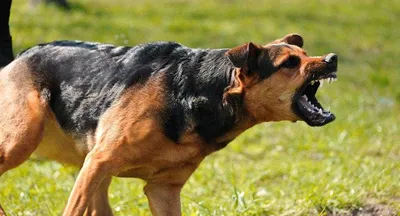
[2, 0, 400, 215]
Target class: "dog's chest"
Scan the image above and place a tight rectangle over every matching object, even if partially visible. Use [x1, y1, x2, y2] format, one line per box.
[114, 132, 213, 183]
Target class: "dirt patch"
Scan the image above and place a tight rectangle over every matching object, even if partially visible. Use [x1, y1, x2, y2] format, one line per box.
[352, 203, 397, 216]
[327, 203, 398, 216]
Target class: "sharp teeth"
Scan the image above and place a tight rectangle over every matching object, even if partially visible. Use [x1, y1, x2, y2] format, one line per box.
[320, 80, 324, 87]
[326, 77, 338, 83]
[318, 108, 323, 114]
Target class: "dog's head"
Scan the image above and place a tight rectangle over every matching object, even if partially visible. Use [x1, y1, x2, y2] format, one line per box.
[225, 33, 338, 126]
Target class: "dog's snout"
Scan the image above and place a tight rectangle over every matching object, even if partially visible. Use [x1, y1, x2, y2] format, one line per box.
[323, 53, 338, 65]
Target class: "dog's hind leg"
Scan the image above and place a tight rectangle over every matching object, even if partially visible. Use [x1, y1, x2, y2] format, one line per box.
[0, 61, 48, 214]
[0, 204, 6, 216]
[84, 176, 113, 216]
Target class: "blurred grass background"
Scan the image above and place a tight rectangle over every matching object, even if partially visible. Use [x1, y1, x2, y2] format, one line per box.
[1, 0, 399, 215]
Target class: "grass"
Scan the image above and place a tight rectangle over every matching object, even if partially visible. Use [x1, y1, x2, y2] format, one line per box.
[1, 0, 400, 215]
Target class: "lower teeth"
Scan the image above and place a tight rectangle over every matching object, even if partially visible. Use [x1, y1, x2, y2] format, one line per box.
[301, 95, 328, 115]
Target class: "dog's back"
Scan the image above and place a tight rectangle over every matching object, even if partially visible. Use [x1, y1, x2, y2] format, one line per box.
[17, 41, 183, 134]
[15, 40, 236, 142]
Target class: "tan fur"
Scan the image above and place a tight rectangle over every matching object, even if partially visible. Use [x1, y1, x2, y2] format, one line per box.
[0, 205, 5, 216]
[35, 113, 86, 166]
[243, 45, 324, 123]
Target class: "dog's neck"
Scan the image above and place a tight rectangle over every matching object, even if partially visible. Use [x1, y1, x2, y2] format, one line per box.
[166, 47, 255, 145]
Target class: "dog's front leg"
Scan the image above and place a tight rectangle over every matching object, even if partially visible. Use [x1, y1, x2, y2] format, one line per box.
[144, 183, 183, 216]
[63, 151, 114, 216]
[84, 176, 113, 216]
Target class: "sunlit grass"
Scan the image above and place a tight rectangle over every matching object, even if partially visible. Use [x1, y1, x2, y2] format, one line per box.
[1, 0, 399, 215]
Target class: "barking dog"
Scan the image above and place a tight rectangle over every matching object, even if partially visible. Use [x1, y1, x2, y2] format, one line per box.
[0, 34, 337, 216]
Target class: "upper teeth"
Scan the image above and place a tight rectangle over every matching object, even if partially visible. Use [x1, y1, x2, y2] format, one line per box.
[326, 77, 337, 83]
[310, 77, 337, 86]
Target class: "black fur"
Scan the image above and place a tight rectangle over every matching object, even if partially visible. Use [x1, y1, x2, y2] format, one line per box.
[162, 48, 239, 142]
[18, 41, 271, 143]
[20, 41, 180, 133]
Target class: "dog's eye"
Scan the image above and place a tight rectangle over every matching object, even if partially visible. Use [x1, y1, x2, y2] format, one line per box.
[281, 56, 300, 68]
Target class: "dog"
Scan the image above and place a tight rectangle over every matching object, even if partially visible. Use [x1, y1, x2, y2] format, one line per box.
[0, 33, 338, 216]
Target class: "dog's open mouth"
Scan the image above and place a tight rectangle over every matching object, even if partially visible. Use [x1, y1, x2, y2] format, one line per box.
[293, 71, 337, 126]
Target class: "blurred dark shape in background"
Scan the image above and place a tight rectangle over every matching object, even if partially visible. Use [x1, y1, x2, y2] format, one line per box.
[0, 0, 14, 67]
[30, 0, 70, 10]
[0, 0, 70, 67]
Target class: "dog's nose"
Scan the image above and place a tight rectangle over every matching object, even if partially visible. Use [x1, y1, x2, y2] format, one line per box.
[323, 53, 338, 65]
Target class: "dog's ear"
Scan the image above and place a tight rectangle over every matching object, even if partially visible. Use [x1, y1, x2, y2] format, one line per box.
[270, 33, 304, 48]
[223, 43, 262, 103]
[225, 42, 260, 71]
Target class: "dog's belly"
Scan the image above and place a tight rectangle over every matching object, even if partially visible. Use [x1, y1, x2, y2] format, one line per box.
[34, 113, 87, 166]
